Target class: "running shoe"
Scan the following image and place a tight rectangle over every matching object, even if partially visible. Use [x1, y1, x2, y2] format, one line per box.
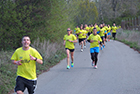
[67, 65, 70, 69]
[94, 65, 98, 69]
[84, 46, 86, 49]
[81, 49, 83, 52]
[71, 62, 74, 67]
[103, 45, 105, 48]
[101, 47, 103, 50]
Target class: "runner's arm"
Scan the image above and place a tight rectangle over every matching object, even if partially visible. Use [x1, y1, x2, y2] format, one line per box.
[11, 60, 22, 65]
[29, 54, 43, 64]
[63, 40, 66, 46]
[69, 40, 77, 43]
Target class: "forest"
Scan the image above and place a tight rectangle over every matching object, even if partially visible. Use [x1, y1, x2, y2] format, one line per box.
[0, 0, 140, 50]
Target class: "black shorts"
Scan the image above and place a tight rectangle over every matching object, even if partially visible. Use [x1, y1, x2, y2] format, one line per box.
[101, 36, 104, 41]
[100, 36, 104, 44]
[112, 33, 116, 37]
[79, 38, 86, 43]
[88, 32, 91, 36]
[105, 34, 107, 38]
[15, 76, 37, 94]
[65, 48, 75, 52]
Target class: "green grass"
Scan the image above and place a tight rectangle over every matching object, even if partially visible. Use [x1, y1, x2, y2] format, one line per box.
[0, 51, 16, 94]
[116, 29, 140, 52]
[118, 39, 140, 52]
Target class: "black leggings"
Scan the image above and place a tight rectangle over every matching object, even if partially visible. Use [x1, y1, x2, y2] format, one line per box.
[112, 33, 116, 40]
[91, 52, 98, 65]
[100, 36, 104, 45]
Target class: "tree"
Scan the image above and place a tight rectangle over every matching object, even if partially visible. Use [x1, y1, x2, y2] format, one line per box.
[97, 0, 140, 24]
[76, 0, 98, 24]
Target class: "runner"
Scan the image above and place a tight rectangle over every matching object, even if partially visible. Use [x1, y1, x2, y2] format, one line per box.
[88, 25, 92, 36]
[107, 24, 111, 41]
[99, 24, 105, 50]
[103, 24, 108, 42]
[87, 28, 102, 69]
[111, 23, 121, 40]
[75, 26, 80, 38]
[94, 23, 99, 28]
[11, 35, 43, 94]
[83, 25, 88, 49]
[63, 28, 77, 69]
[76, 26, 87, 52]
[90, 24, 94, 34]
[95, 24, 100, 34]
[81, 24, 83, 29]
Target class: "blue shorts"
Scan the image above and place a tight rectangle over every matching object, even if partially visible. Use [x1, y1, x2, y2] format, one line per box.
[90, 47, 99, 53]
[108, 32, 111, 35]
[97, 31, 100, 34]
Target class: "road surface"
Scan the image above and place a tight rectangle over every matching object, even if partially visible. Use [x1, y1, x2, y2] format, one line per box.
[14, 40, 140, 94]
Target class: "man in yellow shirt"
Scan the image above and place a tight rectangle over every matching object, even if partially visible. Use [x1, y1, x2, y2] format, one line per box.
[87, 25, 92, 36]
[103, 24, 108, 42]
[107, 25, 111, 41]
[85, 24, 89, 31]
[99, 24, 105, 50]
[63, 28, 77, 69]
[90, 24, 94, 35]
[83, 26, 89, 49]
[11, 35, 43, 94]
[76, 27, 87, 52]
[111, 23, 121, 40]
[87, 28, 102, 69]
[75, 26, 80, 38]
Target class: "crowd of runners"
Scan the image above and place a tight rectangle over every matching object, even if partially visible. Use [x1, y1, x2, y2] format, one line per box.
[10, 22, 121, 94]
[63, 23, 121, 69]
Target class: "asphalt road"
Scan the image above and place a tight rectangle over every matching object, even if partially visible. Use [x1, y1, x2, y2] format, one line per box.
[15, 40, 140, 94]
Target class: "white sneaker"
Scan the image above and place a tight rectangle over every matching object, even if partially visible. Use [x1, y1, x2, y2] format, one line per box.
[81, 49, 83, 52]
[94, 65, 98, 69]
[84, 46, 86, 49]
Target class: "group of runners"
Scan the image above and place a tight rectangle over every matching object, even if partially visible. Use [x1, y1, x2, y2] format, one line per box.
[10, 23, 120, 94]
[63, 23, 121, 69]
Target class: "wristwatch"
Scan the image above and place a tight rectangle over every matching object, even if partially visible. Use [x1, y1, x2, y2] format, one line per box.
[34, 58, 37, 61]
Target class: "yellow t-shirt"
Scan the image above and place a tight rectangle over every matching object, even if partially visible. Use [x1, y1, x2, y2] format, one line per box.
[95, 25, 99, 29]
[87, 34, 102, 48]
[96, 27, 100, 32]
[107, 26, 111, 33]
[99, 28, 105, 37]
[111, 26, 119, 33]
[75, 27, 80, 34]
[63, 34, 77, 49]
[103, 26, 108, 34]
[77, 30, 87, 39]
[83, 30, 88, 38]
[85, 26, 89, 31]
[11, 47, 43, 80]
[90, 27, 94, 33]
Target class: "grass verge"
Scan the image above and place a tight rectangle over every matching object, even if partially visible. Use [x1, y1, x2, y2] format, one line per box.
[116, 38, 140, 53]
[115, 29, 140, 52]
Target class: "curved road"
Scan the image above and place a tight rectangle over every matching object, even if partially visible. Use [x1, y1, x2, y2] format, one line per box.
[24, 40, 140, 94]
